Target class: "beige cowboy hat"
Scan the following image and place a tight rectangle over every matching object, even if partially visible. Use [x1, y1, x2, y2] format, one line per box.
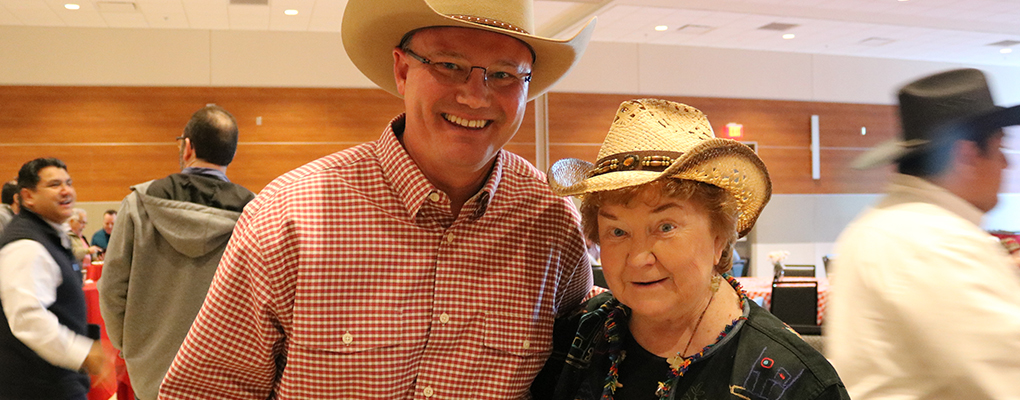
[547, 99, 772, 237]
[342, 0, 596, 101]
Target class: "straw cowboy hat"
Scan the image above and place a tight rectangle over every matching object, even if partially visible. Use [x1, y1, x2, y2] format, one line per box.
[854, 68, 1020, 169]
[342, 0, 597, 101]
[548, 99, 772, 237]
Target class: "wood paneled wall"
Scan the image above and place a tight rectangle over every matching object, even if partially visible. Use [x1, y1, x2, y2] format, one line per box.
[4, 86, 1011, 202]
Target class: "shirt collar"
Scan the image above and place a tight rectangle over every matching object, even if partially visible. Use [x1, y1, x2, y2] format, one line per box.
[377, 114, 500, 220]
[182, 167, 229, 182]
[21, 208, 71, 249]
[885, 173, 985, 226]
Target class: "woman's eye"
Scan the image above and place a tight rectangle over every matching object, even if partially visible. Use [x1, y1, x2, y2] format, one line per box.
[659, 223, 675, 233]
[610, 228, 627, 237]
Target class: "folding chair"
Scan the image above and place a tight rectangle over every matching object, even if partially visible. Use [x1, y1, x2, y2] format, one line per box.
[770, 280, 820, 335]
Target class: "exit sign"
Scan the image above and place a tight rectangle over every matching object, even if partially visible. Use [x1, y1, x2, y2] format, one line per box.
[725, 123, 743, 138]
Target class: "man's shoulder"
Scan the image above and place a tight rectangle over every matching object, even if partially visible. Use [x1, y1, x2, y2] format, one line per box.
[248, 143, 379, 207]
[842, 200, 976, 246]
[497, 151, 564, 201]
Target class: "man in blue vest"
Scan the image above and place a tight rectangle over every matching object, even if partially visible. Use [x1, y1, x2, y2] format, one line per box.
[0, 158, 110, 400]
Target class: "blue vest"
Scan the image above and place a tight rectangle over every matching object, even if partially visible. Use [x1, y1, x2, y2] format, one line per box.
[0, 208, 91, 400]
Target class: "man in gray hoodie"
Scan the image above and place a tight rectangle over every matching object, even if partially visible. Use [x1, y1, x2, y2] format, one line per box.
[98, 105, 256, 400]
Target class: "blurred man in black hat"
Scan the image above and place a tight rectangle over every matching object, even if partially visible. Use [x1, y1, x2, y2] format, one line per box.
[827, 68, 1020, 400]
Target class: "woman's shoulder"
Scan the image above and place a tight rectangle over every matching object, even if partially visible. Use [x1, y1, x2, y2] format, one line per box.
[724, 302, 849, 400]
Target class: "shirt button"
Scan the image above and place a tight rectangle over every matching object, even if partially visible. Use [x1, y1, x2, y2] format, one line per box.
[439, 313, 450, 324]
[522, 340, 531, 350]
[423, 386, 434, 398]
[445, 233, 454, 244]
[428, 192, 440, 202]
[342, 331, 353, 345]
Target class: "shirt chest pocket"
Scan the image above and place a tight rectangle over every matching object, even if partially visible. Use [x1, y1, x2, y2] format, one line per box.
[290, 302, 402, 354]
[482, 311, 553, 358]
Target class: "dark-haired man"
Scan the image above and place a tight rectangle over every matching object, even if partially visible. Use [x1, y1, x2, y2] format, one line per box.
[99, 105, 255, 400]
[0, 158, 109, 400]
[828, 68, 1020, 399]
[0, 180, 18, 234]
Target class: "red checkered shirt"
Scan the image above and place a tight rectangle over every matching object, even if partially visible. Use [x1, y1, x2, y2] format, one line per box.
[159, 115, 593, 400]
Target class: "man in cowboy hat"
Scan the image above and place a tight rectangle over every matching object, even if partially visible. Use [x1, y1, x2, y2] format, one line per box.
[826, 68, 1020, 400]
[159, 0, 596, 398]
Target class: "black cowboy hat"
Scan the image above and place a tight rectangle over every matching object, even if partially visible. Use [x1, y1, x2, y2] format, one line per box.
[854, 68, 1020, 169]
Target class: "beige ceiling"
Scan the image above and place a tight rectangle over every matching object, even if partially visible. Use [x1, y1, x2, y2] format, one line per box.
[2, 0, 1019, 67]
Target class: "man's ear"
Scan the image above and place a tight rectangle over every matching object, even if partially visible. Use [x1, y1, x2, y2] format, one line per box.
[182, 138, 196, 162]
[394, 48, 410, 96]
[952, 140, 981, 174]
[19, 187, 33, 209]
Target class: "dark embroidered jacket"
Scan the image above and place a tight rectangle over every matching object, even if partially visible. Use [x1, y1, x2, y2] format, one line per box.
[534, 283, 849, 400]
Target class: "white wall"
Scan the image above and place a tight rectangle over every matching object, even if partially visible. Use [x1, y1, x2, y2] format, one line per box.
[4, 26, 1020, 103]
[7, 25, 1020, 273]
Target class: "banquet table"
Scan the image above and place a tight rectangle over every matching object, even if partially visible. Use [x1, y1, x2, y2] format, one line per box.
[735, 276, 829, 325]
[83, 264, 134, 400]
[82, 280, 117, 400]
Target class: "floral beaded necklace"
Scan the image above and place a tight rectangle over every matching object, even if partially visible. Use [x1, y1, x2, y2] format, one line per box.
[600, 275, 749, 400]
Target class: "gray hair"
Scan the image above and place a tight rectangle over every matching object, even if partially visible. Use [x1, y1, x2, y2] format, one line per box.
[68, 208, 87, 222]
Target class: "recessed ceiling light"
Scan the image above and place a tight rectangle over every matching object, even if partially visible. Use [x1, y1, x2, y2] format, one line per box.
[1003, 48, 1014, 54]
[783, 33, 796, 40]
[654, 25, 668, 32]
[65, 3, 80, 9]
[284, 9, 298, 15]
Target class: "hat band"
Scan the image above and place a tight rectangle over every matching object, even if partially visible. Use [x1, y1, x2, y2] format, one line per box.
[590, 151, 684, 177]
[448, 15, 530, 35]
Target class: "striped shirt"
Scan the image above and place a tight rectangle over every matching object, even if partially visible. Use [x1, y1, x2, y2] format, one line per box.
[159, 115, 593, 400]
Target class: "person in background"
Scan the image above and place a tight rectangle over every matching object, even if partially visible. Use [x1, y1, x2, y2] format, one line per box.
[535, 99, 847, 400]
[159, 0, 596, 398]
[0, 180, 19, 234]
[89, 210, 115, 258]
[98, 105, 255, 400]
[66, 208, 90, 267]
[0, 158, 110, 400]
[827, 68, 1020, 399]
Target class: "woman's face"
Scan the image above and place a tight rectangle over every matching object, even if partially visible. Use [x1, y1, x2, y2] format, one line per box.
[597, 186, 726, 319]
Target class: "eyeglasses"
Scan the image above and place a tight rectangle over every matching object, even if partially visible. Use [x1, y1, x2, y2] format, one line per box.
[402, 48, 532, 90]
[175, 136, 186, 142]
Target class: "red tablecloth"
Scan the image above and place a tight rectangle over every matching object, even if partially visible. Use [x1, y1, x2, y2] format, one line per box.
[83, 279, 133, 400]
[735, 276, 829, 325]
[82, 281, 116, 400]
[86, 262, 103, 282]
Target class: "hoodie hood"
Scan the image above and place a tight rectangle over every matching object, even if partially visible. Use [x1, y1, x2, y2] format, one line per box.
[131, 181, 242, 258]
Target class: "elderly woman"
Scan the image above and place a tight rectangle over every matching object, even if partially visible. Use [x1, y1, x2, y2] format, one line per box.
[535, 99, 847, 400]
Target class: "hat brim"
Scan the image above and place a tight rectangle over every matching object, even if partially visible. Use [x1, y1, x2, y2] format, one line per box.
[548, 139, 772, 237]
[342, 0, 596, 101]
[854, 103, 1020, 170]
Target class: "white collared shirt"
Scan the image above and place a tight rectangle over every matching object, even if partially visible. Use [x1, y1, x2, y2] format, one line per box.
[827, 173, 1020, 400]
[0, 217, 93, 371]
